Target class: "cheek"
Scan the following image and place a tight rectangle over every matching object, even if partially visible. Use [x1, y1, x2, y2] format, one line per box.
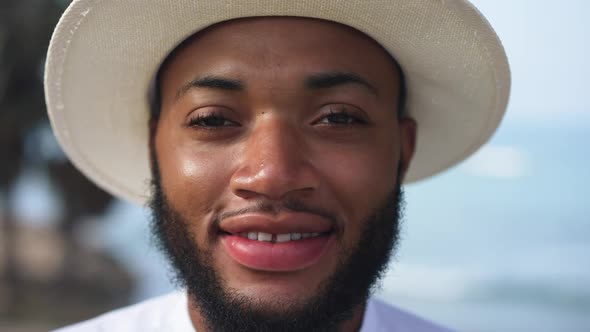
[156, 137, 233, 234]
[315, 142, 399, 234]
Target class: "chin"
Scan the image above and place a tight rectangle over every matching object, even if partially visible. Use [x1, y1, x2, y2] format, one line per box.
[240, 277, 316, 296]
[229, 285, 316, 314]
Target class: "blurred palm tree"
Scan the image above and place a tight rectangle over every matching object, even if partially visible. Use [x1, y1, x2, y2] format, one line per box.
[1, 0, 132, 326]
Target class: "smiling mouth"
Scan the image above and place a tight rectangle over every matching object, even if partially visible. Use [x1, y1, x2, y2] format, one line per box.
[219, 230, 335, 272]
[216, 211, 337, 272]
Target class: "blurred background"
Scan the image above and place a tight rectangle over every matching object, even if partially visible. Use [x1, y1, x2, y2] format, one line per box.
[0, 0, 588, 331]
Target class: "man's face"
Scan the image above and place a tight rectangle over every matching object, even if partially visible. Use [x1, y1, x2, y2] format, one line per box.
[152, 17, 415, 330]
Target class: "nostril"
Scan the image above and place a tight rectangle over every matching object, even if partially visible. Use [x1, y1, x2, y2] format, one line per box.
[233, 188, 263, 200]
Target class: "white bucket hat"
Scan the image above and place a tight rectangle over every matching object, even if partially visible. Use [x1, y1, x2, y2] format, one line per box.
[44, 0, 510, 205]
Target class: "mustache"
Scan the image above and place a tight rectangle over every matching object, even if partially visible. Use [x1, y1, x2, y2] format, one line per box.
[214, 198, 340, 228]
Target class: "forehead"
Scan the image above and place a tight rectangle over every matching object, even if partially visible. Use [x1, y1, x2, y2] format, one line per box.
[176, 16, 391, 58]
[158, 17, 401, 96]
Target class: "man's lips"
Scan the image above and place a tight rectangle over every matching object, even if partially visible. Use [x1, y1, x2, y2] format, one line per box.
[218, 213, 336, 272]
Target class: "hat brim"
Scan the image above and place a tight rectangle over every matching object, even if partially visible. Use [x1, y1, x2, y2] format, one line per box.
[44, 0, 510, 205]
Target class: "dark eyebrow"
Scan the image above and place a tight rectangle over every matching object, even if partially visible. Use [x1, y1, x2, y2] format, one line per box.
[305, 72, 378, 96]
[175, 76, 244, 101]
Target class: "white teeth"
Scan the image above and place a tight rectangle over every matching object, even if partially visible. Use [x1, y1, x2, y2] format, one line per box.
[276, 234, 291, 243]
[241, 232, 323, 242]
[257, 232, 272, 242]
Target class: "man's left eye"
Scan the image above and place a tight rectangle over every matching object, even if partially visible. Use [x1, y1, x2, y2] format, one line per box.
[315, 106, 367, 125]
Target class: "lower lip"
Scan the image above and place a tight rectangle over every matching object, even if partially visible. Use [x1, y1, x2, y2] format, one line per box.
[220, 234, 334, 272]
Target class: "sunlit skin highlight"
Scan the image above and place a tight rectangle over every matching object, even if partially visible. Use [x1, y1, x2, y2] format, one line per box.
[152, 17, 416, 332]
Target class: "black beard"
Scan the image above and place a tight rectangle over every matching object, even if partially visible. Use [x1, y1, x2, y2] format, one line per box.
[149, 159, 405, 332]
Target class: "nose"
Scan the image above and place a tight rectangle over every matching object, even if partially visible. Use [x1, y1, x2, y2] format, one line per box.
[230, 117, 320, 200]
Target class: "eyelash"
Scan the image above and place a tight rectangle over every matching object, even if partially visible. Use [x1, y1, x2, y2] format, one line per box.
[315, 106, 367, 126]
[187, 111, 237, 128]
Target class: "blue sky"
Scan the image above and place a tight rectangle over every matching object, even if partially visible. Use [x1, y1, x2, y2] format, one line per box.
[474, 0, 590, 119]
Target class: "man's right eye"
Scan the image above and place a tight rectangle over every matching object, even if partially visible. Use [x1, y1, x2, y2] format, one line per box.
[187, 113, 239, 128]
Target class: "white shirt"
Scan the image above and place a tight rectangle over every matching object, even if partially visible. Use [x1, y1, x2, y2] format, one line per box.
[53, 291, 453, 332]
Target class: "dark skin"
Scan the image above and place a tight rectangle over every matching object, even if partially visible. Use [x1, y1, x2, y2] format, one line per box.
[152, 17, 416, 332]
